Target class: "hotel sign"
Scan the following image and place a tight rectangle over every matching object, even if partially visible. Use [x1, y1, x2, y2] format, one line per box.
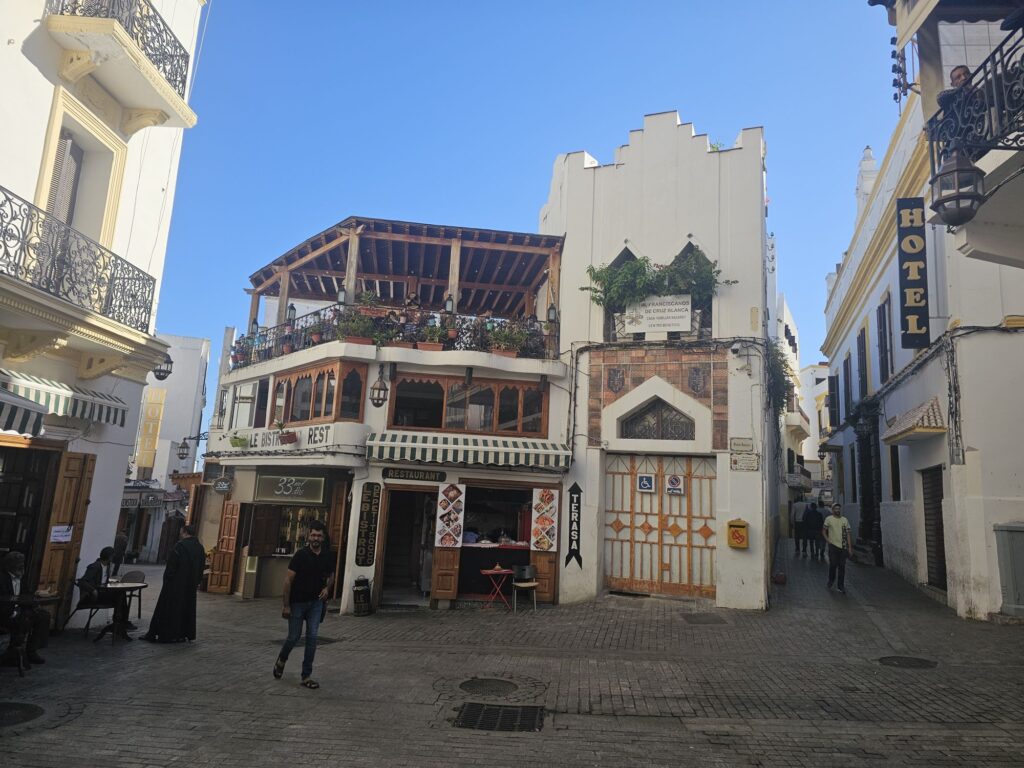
[896, 198, 930, 349]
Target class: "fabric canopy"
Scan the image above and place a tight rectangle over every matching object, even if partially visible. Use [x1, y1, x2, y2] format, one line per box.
[366, 431, 571, 471]
[0, 387, 47, 437]
[0, 368, 128, 427]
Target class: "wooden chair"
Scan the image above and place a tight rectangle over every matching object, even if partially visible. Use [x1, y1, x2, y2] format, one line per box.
[119, 570, 146, 619]
[511, 565, 538, 613]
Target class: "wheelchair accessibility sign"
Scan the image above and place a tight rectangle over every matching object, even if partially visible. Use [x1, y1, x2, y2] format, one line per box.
[636, 473, 656, 493]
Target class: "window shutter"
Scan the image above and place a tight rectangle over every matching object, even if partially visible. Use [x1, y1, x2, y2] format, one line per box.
[827, 375, 840, 427]
[877, 304, 890, 384]
[46, 130, 83, 225]
[856, 328, 868, 399]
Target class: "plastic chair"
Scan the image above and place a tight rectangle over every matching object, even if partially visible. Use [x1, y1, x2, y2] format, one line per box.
[119, 570, 146, 619]
[511, 565, 538, 613]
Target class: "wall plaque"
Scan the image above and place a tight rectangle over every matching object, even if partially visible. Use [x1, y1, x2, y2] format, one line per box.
[621, 294, 692, 334]
[355, 482, 381, 567]
[730, 452, 760, 471]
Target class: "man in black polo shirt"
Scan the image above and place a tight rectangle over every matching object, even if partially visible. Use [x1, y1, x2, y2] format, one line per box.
[272, 520, 334, 688]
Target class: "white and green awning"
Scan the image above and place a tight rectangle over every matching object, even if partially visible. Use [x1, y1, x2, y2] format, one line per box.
[0, 368, 128, 428]
[366, 431, 571, 471]
[0, 387, 47, 437]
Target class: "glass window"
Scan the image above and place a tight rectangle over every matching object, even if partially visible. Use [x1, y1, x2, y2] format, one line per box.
[467, 386, 495, 431]
[272, 381, 289, 424]
[340, 369, 361, 420]
[522, 388, 543, 434]
[291, 376, 313, 422]
[254, 378, 269, 428]
[621, 399, 695, 440]
[498, 387, 520, 431]
[312, 373, 325, 419]
[445, 384, 467, 430]
[393, 380, 444, 428]
[325, 371, 336, 418]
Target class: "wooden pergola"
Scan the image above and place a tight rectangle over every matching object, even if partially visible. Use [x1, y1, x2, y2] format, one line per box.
[246, 216, 564, 327]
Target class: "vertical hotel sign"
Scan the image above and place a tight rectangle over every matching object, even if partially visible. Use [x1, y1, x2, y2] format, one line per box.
[896, 198, 930, 349]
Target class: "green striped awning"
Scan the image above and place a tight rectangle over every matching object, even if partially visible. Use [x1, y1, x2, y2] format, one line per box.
[0, 387, 47, 437]
[366, 431, 571, 471]
[0, 368, 128, 427]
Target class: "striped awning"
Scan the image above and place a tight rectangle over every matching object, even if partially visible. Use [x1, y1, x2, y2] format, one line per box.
[0, 387, 47, 437]
[366, 431, 572, 471]
[0, 368, 128, 427]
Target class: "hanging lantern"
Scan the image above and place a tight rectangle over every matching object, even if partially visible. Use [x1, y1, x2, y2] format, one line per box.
[286, 303, 297, 322]
[444, 294, 455, 314]
[930, 148, 986, 226]
[336, 286, 347, 306]
[547, 302, 559, 323]
[153, 354, 173, 381]
[249, 317, 259, 336]
[369, 365, 389, 408]
[177, 438, 190, 460]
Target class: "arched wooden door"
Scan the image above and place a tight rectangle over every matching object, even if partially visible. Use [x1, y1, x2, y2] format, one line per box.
[604, 455, 716, 597]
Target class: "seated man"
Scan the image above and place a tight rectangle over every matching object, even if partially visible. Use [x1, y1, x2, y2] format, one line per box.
[0, 552, 49, 666]
[78, 547, 130, 633]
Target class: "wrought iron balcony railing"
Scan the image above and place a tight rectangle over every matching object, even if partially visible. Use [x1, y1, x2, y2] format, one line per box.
[926, 25, 1024, 174]
[230, 304, 558, 370]
[47, 0, 190, 99]
[0, 184, 155, 332]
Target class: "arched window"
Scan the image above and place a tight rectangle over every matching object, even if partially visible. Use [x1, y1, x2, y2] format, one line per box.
[290, 376, 313, 421]
[340, 369, 362, 420]
[620, 399, 695, 440]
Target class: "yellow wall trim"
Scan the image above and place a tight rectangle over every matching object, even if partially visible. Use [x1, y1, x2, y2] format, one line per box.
[1004, 315, 1024, 329]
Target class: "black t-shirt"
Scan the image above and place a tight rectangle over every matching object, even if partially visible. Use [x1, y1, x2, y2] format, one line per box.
[287, 546, 333, 604]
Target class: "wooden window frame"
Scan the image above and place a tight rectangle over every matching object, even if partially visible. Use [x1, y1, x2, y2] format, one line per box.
[274, 361, 367, 427]
[388, 374, 548, 437]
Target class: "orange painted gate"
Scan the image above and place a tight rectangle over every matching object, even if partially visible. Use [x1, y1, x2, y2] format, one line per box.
[604, 455, 717, 597]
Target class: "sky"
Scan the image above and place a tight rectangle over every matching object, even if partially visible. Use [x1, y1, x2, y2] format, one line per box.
[158, 1, 897, 432]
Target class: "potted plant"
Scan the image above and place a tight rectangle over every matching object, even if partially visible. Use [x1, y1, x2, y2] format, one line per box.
[372, 323, 400, 348]
[281, 334, 294, 355]
[336, 310, 375, 344]
[307, 319, 325, 344]
[488, 323, 527, 357]
[229, 433, 249, 449]
[357, 291, 387, 318]
[274, 420, 298, 445]
[418, 323, 445, 351]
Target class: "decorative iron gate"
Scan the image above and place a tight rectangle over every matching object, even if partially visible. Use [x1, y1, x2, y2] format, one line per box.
[604, 455, 716, 597]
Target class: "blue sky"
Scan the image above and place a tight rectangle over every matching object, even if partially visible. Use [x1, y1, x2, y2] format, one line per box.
[160, 1, 896, 426]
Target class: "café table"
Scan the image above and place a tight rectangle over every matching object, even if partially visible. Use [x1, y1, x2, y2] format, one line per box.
[0, 593, 60, 676]
[479, 567, 514, 610]
[93, 582, 147, 643]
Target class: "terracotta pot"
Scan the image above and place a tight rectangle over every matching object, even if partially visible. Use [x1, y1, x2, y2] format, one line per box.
[343, 336, 372, 345]
[417, 341, 444, 352]
[278, 431, 299, 445]
[310, 332, 323, 344]
[389, 341, 415, 349]
[447, 328, 458, 340]
[282, 343, 294, 354]
[493, 349, 518, 357]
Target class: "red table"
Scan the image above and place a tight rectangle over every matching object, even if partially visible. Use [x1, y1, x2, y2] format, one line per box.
[479, 567, 514, 610]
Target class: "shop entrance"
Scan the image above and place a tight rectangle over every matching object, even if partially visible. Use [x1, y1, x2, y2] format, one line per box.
[380, 490, 435, 606]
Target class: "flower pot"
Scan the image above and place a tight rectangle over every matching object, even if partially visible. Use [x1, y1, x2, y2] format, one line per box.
[278, 431, 299, 445]
[310, 332, 323, 344]
[447, 328, 458, 340]
[389, 341, 415, 349]
[282, 343, 294, 354]
[417, 341, 444, 352]
[229, 437, 249, 449]
[343, 336, 372, 345]
[493, 349, 518, 358]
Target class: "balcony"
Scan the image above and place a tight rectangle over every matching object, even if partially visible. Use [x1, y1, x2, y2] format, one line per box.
[784, 407, 811, 441]
[229, 302, 558, 371]
[786, 464, 813, 491]
[45, 0, 196, 131]
[0, 184, 155, 332]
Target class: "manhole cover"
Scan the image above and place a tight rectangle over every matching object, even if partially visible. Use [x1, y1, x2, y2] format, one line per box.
[459, 678, 519, 696]
[454, 703, 543, 732]
[878, 656, 938, 669]
[0, 703, 46, 728]
[683, 614, 726, 625]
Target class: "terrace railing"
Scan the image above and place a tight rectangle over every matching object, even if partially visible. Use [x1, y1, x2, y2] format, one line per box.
[0, 184, 155, 332]
[47, 0, 190, 98]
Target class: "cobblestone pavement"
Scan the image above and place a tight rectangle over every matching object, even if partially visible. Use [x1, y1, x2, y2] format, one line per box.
[2, 552, 1022, 767]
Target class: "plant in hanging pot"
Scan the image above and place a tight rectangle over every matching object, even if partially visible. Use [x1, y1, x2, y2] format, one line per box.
[273, 420, 298, 445]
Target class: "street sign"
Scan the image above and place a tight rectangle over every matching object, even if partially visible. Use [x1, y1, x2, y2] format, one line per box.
[637, 473, 656, 493]
[565, 482, 583, 569]
[666, 474, 685, 495]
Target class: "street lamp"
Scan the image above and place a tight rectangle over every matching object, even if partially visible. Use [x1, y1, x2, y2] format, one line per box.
[546, 302, 559, 324]
[444, 294, 455, 314]
[817, 446, 826, 462]
[153, 354, 173, 381]
[249, 317, 259, 336]
[369, 364, 389, 408]
[286, 303, 297, 323]
[177, 430, 209, 460]
[930, 148, 986, 226]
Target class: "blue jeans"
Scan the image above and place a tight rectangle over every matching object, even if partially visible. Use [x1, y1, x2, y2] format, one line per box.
[279, 600, 322, 679]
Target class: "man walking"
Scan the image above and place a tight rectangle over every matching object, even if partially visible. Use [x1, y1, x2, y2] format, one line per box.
[111, 528, 129, 576]
[823, 503, 853, 593]
[273, 520, 334, 689]
[802, 502, 824, 560]
[142, 525, 206, 643]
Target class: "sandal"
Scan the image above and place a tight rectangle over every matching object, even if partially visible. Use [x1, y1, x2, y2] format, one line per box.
[300, 678, 320, 689]
[273, 657, 286, 679]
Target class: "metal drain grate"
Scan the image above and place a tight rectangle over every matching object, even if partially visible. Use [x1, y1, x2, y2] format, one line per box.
[683, 614, 727, 625]
[0, 703, 46, 728]
[454, 703, 544, 732]
[459, 678, 519, 696]
[878, 656, 938, 669]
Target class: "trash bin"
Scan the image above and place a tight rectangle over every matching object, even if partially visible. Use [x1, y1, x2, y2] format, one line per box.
[352, 576, 372, 616]
[994, 522, 1024, 617]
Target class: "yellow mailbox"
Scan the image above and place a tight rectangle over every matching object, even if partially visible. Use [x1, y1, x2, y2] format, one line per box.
[727, 519, 749, 549]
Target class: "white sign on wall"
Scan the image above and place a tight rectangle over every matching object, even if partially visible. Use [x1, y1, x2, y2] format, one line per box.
[621, 294, 692, 334]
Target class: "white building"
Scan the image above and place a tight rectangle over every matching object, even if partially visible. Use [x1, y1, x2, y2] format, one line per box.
[798, 362, 830, 500]
[822, 0, 1024, 619]
[0, 1, 202, 624]
[539, 111, 775, 610]
[123, 333, 209, 563]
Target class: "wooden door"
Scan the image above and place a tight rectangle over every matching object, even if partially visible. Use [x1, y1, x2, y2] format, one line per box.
[604, 455, 717, 598]
[38, 452, 95, 623]
[921, 466, 947, 590]
[530, 551, 557, 603]
[431, 547, 460, 600]
[208, 500, 240, 594]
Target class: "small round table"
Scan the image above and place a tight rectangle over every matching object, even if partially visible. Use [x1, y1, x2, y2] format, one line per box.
[94, 582, 147, 642]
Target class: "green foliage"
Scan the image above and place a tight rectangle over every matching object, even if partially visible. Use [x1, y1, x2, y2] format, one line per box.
[421, 324, 445, 343]
[765, 339, 792, 422]
[489, 323, 528, 351]
[335, 309, 375, 339]
[357, 291, 380, 307]
[581, 246, 736, 311]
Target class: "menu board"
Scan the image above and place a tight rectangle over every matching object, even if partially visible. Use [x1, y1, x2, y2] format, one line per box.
[435, 483, 466, 548]
[530, 488, 559, 552]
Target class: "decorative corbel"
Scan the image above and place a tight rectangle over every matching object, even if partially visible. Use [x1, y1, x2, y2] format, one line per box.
[1, 331, 68, 362]
[78, 352, 127, 380]
[59, 50, 100, 83]
[122, 108, 169, 137]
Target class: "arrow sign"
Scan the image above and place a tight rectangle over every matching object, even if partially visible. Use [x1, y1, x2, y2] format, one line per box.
[565, 482, 583, 569]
